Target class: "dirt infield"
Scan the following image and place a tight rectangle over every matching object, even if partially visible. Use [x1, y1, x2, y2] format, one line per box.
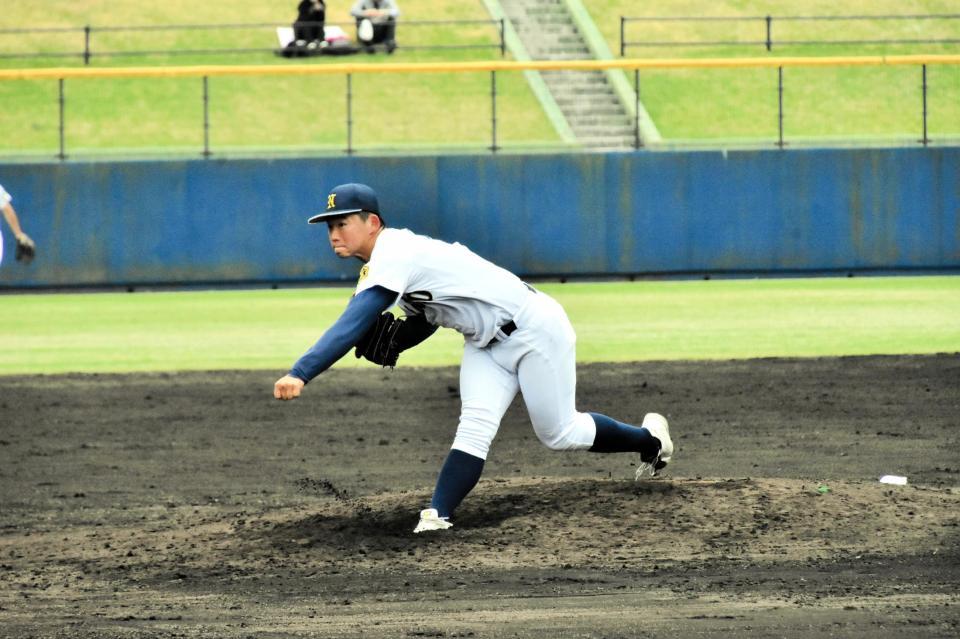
[1, 354, 958, 638]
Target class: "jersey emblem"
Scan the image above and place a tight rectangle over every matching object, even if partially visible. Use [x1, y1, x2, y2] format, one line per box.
[358, 265, 370, 283]
[327, 193, 336, 209]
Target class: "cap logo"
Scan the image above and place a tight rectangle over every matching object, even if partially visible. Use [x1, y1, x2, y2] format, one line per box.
[327, 193, 336, 210]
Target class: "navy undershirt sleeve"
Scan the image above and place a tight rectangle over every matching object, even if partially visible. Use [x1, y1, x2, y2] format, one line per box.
[289, 285, 398, 383]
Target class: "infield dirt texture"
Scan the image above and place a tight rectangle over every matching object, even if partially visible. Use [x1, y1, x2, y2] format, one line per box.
[1, 354, 958, 637]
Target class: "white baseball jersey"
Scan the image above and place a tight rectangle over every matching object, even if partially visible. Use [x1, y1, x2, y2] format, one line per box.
[355, 227, 532, 347]
[355, 226, 596, 460]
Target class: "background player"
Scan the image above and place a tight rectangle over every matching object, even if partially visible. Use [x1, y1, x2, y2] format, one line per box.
[273, 183, 674, 533]
[0, 182, 35, 266]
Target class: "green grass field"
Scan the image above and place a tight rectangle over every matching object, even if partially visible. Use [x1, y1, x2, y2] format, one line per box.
[0, 0, 557, 154]
[600, 0, 960, 142]
[1, 276, 956, 375]
[1, 1, 959, 155]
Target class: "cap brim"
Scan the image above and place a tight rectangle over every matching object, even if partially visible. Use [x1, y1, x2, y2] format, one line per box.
[307, 208, 364, 224]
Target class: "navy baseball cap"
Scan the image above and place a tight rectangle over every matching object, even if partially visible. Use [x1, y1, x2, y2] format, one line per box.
[307, 183, 381, 224]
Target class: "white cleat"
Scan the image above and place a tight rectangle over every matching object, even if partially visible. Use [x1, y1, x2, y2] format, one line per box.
[413, 508, 453, 533]
[635, 413, 673, 479]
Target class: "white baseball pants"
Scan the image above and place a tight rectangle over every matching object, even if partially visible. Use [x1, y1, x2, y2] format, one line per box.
[452, 290, 597, 460]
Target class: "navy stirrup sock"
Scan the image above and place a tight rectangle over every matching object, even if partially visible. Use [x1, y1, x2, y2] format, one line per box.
[430, 449, 485, 518]
[588, 412, 660, 460]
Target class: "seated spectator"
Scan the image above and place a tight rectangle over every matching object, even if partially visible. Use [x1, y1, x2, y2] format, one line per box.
[293, 0, 326, 45]
[350, 0, 400, 54]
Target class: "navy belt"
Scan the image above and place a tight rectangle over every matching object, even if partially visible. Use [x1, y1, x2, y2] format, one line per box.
[488, 320, 517, 346]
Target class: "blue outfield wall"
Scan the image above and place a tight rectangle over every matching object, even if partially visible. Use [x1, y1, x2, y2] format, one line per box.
[0, 147, 957, 288]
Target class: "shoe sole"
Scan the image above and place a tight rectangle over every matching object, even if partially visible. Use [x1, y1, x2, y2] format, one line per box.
[413, 508, 453, 533]
[635, 413, 673, 479]
[413, 521, 452, 533]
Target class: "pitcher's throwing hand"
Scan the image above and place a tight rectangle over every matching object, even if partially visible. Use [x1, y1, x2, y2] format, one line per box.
[274, 375, 305, 400]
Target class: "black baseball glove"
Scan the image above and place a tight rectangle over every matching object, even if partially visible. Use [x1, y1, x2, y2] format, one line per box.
[354, 311, 406, 367]
[15, 233, 36, 264]
[354, 312, 438, 367]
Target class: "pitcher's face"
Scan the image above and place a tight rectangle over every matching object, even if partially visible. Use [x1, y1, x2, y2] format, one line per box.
[326, 213, 380, 261]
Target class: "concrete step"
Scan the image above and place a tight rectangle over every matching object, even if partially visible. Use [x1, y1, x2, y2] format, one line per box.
[551, 94, 621, 107]
[528, 33, 584, 43]
[516, 22, 574, 33]
[566, 116, 629, 128]
[549, 96, 622, 110]
[569, 114, 635, 124]
[547, 89, 617, 100]
[545, 86, 612, 97]
[518, 32, 584, 43]
[529, 51, 592, 59]
[547, 89, 614, 98]
[554, 98, 623, 110]
[567, 113, 633, 125]
[565, 112, 628, 123]
[541, 70, 608, 80]
[544, 76, 606, 84]
[572, 129, 634, 139]
[517, 11, 569, 20]
[550, 89, 618, 98]
[522, 18, 573, 27]
[520, 38, 585, 49]
[548, 84, 617, 96]
[521, 2, 565, 9]
[548, 80, 616, 90]
[566, 114, 635, 127]
[541, 78, 608, 89]
[516, 29, 577, 38]
[529, 52, 592, 60]
[564, 108, 628, 120]
[570, 126, 637, 138]
[512, 19, 576, 28]
[516, 1, 565, 9]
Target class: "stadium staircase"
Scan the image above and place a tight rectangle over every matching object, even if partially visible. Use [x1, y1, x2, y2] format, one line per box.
[497, 0, 639, 151]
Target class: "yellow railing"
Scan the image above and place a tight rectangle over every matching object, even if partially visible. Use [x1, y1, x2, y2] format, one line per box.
[2, 55, 959, 157]
[2, 54, 960, 80]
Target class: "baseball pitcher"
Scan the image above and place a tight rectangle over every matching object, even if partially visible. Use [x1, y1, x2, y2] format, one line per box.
[274, 183, 674, 533]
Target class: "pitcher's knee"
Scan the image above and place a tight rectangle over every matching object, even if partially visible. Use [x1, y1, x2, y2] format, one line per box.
[539, 433, 580, 451]
[452, 406, 502, 460]
[535, 415, 596, 451]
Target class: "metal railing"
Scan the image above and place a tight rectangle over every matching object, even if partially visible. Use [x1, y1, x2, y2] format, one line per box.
[620, 14, 960, 56]
[0, 19, 507, 64]
[1, 55, 958, 159]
